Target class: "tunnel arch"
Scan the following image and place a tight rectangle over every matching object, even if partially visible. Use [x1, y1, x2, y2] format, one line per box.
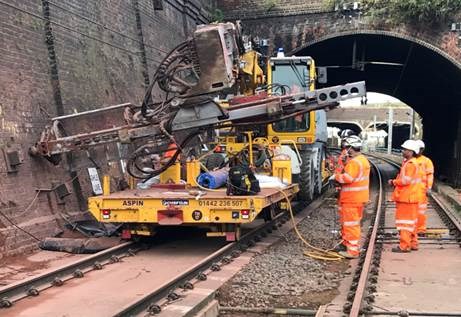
[327, 120, 363, 136]
[292, 30, 461, 185]
[290, 30, 461, 70]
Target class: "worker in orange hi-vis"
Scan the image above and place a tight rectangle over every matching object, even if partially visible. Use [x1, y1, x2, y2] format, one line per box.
[415, 139, 434, 235]
[335, 129, 355, 174]
[334, 129, 356, 233]
[388, 140, 424, 253]
[332, 135, 370, 259]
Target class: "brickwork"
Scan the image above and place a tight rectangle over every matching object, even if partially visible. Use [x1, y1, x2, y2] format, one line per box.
[217, 0, 325, 19]
[224, 12, 461, 69]
[0, 0, 215, 257]
[218, 1, 461, 66]
[218, 1, 461, 186]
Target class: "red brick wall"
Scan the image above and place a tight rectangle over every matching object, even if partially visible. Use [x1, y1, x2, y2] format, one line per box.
[217, 0, 325, 19]
[0, 0, 215, 258]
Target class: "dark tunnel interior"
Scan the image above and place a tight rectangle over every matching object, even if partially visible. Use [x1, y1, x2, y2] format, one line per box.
[327, 122, 363, 136]
[295, 34, 461, 184]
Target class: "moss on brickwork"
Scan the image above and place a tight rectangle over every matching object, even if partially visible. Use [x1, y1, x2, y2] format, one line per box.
[324, 0, 461, 26]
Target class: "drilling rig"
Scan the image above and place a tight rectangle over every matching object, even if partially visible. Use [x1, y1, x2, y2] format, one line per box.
[30, 22, 366, 240]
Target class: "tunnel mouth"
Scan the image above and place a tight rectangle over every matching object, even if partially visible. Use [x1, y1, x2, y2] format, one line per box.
[295, 31, 461, 185]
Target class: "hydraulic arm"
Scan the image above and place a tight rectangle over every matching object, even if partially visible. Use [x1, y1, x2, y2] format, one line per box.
[29, 22, 366, 180]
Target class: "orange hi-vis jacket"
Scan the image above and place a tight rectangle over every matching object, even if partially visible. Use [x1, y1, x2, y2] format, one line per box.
[335, 154, 370, 204]
[417, 155, 434, 190]
[391, 157, 423, 203]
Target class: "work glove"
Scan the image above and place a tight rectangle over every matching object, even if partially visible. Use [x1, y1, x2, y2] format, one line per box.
[328, 174, 336, 182]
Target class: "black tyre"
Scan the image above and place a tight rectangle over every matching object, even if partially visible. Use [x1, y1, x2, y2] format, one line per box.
[298, 150, 314, 202]
[314, 149, 324, 196]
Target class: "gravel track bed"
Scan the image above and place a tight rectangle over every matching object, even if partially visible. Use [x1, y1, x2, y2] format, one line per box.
[218, 198, 349, 312]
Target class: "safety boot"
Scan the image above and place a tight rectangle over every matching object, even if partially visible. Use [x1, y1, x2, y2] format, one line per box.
[333, 244, 347, 252]
[338, 251, 358, 259]
[391, 247, 410, 253]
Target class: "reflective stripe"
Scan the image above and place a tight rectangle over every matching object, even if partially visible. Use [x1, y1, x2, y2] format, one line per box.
[353, 176, 369, 182]
[418, 210, 426, 215]
[347, 246, 360, 251]
[396, 226, 415, 231]
[419, 203, 427, 208]
[401, 175, 412, 184]
[342, 186, 369, 192]
[337, 173, 353, 184]
[396, 220, 416, 225]
[348, 240, 359, 244]
[350, 157, 364, 182]
[343, 220, 360, 226]
[399, 160, 422, 185]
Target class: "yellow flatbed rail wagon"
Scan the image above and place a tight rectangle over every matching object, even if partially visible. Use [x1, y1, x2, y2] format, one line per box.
[88, 184, 299, 241]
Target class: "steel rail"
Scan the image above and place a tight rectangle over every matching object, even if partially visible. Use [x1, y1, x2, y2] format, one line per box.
[113, 215, 289, 316]
[114, 195, 326, 317]
[352, 153, 461, 316]
[430, 192, 461, 233]
[349, 157, 385, 316]
[367, 151, 461, 234]
[0, 241, 137, 308]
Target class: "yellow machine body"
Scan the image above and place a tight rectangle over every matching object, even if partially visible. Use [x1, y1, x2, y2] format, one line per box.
[88, 184, 298, 240]
[266, 56, 317, 147]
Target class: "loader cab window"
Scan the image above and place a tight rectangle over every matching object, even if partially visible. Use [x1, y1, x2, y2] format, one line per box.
[273, 113, 310, 132]
[271, 60, 311, 132]
[270, 60, 310, 95]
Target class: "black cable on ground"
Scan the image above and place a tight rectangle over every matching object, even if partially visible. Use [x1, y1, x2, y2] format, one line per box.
[0, 209, 42, 242]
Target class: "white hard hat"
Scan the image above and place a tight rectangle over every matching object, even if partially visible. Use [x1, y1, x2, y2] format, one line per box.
[343, 135, 362, 149]
[415, 140, 425, 150]
[401, 140, 419, 153]
[340, 129, 355, 139]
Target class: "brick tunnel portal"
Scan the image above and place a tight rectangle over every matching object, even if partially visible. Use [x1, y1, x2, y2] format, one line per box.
[294, 32, 461, 185]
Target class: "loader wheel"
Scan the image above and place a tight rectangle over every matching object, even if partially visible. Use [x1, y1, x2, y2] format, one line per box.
[298, 150, 315, 202]
[314, 150, 324, 196]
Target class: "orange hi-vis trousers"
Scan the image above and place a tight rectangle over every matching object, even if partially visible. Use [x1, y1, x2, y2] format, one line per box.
[339, 204, 364, 238]
[395, 202, 418, 251]
[417, 198, 428, 234]
[339, 203, 362, 256]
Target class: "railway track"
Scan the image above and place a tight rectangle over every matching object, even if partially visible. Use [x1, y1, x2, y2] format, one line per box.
[113, 198, 324, 317]
[0, 192, 323, 317]
[0, 241, 139, 308]
[3, 152, 460, 316]
[344, 154, 461, 316]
